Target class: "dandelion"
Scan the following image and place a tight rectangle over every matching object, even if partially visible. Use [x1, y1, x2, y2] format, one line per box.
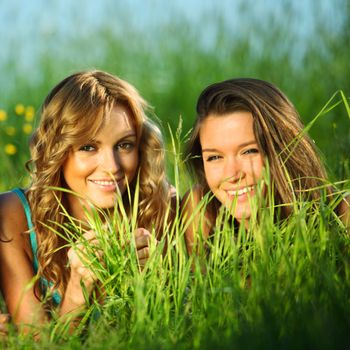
[15, 104, 25, 115]
[0, 109, 7, 121]
[25, 106, 35, 122]
[23, 123, 33, 134]
[5, 126, 16, 136]
[4, 143, 17, 155]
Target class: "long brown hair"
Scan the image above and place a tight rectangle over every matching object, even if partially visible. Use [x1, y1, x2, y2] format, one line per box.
[185, 78, 330, 220]
[27, 70, 171, 296]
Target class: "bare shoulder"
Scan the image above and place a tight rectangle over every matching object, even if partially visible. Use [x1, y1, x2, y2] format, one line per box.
[0, 191, 38, 323]
[0, 190, 29, 242]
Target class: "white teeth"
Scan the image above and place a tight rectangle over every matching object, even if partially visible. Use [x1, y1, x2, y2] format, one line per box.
[91, 180, 116, 186]
[227, 186, 253, 196]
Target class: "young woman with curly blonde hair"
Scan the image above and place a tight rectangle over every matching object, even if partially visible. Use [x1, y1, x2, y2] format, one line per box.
[0, 70, 175, 330]
[182, 78, 349, 254]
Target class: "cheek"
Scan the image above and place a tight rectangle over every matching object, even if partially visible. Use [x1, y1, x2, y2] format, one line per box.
[62, 155, 97, 186]
[62, 157, 77, 184]
[248, 156, 264, 179]
[253, 159, 264, 177]
[203, 164, 221, 189]
[121, 151, 139, 180]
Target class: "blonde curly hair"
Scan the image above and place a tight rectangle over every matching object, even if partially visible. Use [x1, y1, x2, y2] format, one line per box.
[26, 70, 172, 297]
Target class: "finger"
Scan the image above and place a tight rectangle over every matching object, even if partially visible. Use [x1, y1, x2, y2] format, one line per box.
[82, 230, 97, 241]
[134, 228, 150, 239]
[137, 246, 149, 260]
[77, 239, 100, 251]
[77, 266, 97, 283]
[138, 258, 148, 268]
[135, 234, 150, 250]
[68, 243, 103, 268]
[0, 314, 10, 323]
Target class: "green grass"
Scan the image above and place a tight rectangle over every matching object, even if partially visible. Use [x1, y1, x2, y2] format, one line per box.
[2, 177, 349, 350]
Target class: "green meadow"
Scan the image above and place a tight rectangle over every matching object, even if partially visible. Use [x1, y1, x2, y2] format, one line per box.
[0, 1, 350, 348]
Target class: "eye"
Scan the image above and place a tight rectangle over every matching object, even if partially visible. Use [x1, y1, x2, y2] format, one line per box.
[243, 148, 259, 155]
[116, 141, 135, 151]
[205, 155, 222, 162]
[78, 144, 96, 152]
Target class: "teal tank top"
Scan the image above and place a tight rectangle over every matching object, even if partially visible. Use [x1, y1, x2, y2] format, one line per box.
[12, 188, 62, 305]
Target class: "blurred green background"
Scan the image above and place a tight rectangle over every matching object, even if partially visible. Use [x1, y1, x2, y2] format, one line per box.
[0, 0, 349, 190]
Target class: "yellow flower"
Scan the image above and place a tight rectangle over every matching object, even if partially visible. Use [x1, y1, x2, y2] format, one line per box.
[5, 126, 16, 136]
[5, 144, 17, 155]
[23, 123, 33, 134]
[25, 106, 35, 122]
[15, 104, 25, 115]
[0, 110, 7, 121]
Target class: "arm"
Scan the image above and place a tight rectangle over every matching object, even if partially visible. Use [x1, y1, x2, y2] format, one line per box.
[59, 230, 99, 319]
[0, 192, 155, 332]
[0, 194, 100, 331]
[0, 192, 47, 331]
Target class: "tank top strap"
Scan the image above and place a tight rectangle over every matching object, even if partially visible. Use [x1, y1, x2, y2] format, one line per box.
[12, 188, 62, 305]
[12, 188, 39, 272]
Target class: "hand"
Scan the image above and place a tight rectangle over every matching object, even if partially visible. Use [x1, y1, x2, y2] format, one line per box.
[67, 230, 101, 300]
[134, 228, 157, 268]
[0, 313, 10, 337]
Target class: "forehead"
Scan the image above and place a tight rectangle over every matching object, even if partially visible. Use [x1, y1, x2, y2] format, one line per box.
[199, 111, 255, 147]
[107, 104, 134, 125]
[94, 104, 136, 138]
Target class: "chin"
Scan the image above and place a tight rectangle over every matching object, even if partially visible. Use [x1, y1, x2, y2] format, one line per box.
[230, 208, 251, 222]
[88, 196, 118, 209]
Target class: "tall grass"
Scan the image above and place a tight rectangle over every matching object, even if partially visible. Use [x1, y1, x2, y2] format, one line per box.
[2, 175, 349, 349]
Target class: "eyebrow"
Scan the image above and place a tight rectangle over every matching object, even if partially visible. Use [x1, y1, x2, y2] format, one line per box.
[118, 132, 137, 139]
[201, 140, 258, 153]
[92, 132, 137, 144]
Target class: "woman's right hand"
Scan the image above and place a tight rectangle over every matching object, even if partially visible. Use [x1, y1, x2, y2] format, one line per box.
[62, 230, 100, 311]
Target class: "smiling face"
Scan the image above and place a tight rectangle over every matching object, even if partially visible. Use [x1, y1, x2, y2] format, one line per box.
[199, 111, 264, 226]
[62, 104, 139, 218]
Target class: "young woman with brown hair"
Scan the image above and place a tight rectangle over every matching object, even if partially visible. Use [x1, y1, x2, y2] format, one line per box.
[182, 78, 349, 254]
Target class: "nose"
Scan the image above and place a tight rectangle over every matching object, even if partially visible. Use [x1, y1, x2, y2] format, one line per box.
[100, 148, 120, 175]
[224, 156, 243, 183]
